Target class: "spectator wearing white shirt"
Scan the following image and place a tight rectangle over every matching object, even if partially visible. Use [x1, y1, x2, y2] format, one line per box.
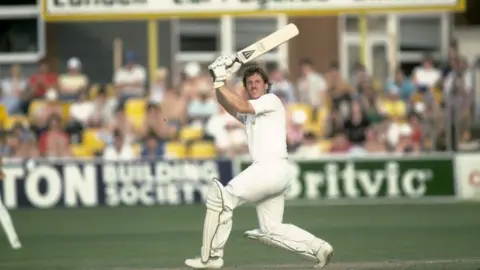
[149, 67, 168, 103]
[103, 129, 136, 161]
[187, 81, 218, 127]
[412, 55, 441, 93]
[114, 51, 146, 103]
[58, 57, 89, 101]
[296, 58, 327, 109]
[0, 64, 27, 114]
[66, 91, 94, 144]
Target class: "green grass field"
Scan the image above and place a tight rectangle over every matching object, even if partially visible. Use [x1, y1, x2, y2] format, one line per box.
[1, 200, 479, 270]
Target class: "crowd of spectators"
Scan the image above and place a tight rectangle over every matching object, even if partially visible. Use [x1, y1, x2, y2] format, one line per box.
[0, 42, 478, 161]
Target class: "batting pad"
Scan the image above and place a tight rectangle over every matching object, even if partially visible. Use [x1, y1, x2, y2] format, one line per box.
[244, 227, 319, 261]
[201, 179, 233, 262]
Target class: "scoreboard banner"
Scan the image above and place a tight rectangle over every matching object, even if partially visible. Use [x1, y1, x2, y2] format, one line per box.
[43, 0, 465, 21]
[0, 159, 233, 209]
[237, 155, 456, 199]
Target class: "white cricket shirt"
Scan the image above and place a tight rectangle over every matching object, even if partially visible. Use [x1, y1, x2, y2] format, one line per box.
[237, 93, 288, 162]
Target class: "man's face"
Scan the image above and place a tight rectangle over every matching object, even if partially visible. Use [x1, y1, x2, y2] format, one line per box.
[245, 73, 267, 100]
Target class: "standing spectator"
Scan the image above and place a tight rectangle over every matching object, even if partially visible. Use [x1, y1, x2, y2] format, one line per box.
[141, 132, 164, 160]
[296, 58, 327, 109]
[114, 51, 146, 103]
[58, 57, 89, 101]
[1, 64, 27, 114]
[412, 54, 441, 93]
[103, 129, 135, 161]
[386, 68, 416, 102]
[38, 115, 71, 158]
[270, 66, 295, 103]
[28, 60, 58, 99]
[150, 67, 168, 103]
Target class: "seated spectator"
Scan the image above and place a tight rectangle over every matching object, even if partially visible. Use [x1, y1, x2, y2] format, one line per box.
[141, 132, 164, 160]
[58, 57, 88, 101]
[349, 62, 369, 91]
[90, 86, 117, 128]
[329, 132, 351, 153]
[114, 51, 146, 103]
[287, 110, 307, 152]
[107, 104, 136, 144]
[139, 102, 176, 141]
[386, 119, 412, 150]
[269, 66, 295, 103]
[412, 54, 441, 93]
[379, 88, 406, 120]
[187, 81, 218, 127]
[161, 88, 188, 131]
[149, 67, 168, 103]
[0, 64, 27, 114]
[408, 113, 423, 149]
[386, 68, 415, 102]
[103, 129, 136, 161]
[205, 106, 247, 158]
[28, 59, 58, 99]
[293, 132, 323, 158]
[344, 100, 371, 146]
[8, 123, 39, 158]
[394, 125, 420, 154]
[325, 61, 352, 101]
[38, 115, 71, 158]
[66, 91, 94, 144]
[363, 127, 386, 153]
[31, 89, 63, 135]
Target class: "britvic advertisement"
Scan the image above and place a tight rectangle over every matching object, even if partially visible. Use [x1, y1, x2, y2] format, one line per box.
[239, 156, 456, 199]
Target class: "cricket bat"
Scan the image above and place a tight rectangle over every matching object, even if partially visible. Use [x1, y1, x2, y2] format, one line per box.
[236, 23, 299, 64]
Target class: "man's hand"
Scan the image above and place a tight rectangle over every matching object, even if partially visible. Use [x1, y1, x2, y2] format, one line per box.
[208, 55, 242, 88]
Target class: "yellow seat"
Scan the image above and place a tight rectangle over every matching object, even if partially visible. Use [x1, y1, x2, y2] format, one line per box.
[189, 141, 216, 159]
[106, 84, 116, 97]
[318, 139, 332, 152]
[165, 141, 187, 159]
[88, 84, 100, 99]
[131, 115, 145, 131]
[5, 115, 29, 129]
[71, 145, 94, 158]
[126, 99, 147, 116]
[288, 103, 313, 124]
[0, 105, 7, 126]
[82, 129, 105, 152]
[179, 126, 204, 141]
[62, 103, 71, 123]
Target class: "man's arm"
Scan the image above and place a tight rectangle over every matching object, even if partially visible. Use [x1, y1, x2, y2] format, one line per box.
[215, 86, 255, 116]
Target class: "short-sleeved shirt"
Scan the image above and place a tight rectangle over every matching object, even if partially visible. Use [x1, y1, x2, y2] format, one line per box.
[237, 93, 288, 162]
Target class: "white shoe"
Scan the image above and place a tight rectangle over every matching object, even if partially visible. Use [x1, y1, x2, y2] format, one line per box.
[313, 241, 334, 268]
[12, 241, 22, 250]
[185, 256, 224, 269]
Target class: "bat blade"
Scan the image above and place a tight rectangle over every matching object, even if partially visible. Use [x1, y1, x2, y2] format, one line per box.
[236, 23, 299, 64]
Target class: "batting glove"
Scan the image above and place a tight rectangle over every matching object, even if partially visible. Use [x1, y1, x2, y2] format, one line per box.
[208, 57, 228, 88]
[224, 54, 242, 74]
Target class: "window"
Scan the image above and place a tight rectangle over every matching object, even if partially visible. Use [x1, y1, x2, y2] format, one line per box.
[399, 17, 441, 51]
[0, 0, 36, 5]
[234, 17, 277, 52]
[178, 19, 220, 53]
[0, 18, 38, 54]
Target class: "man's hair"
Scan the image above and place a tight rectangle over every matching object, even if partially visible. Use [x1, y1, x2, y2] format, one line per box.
[242, 66, 271, 93]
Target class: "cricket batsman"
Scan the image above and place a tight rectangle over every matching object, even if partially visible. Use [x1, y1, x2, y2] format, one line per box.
[184, 56, 334, 269]
[0, 152, 22, 249]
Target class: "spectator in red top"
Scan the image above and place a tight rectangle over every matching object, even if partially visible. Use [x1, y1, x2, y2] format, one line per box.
[38, 115, 71, 158]
[408, 113, 423, 147]
[28, 60, 58, 99]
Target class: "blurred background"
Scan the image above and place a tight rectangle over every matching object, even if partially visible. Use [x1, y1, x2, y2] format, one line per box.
[0, 0, 479, 160]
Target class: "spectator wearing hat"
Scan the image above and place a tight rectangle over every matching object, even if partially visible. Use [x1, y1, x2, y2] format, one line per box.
[114, 51, 146, 104]
[58, 57, 89, 101]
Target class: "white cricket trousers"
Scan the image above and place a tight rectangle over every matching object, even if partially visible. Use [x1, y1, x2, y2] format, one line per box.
[0, 193, 20, 248]
[211, 158, 320, 257]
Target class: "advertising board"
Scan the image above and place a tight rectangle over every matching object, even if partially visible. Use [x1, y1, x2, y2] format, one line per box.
[43, 0, 465, 21]
[455, 154, 480, 200]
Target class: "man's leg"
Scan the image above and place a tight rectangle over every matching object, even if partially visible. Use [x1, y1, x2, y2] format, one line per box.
[0, 199, 21, 249]
[185, 178, 244, 269]
[245, 194, 333, 268]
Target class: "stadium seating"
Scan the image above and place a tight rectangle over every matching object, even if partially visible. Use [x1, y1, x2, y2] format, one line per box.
[71, 145, 94, 158]
[5, 115, 29, 129]
[189, 141, 216, 159]
[125, 99, 146, 130]
[82, 129, 106, 153]
[165, 141, 187, 159]
[179, 126, 204, 141]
